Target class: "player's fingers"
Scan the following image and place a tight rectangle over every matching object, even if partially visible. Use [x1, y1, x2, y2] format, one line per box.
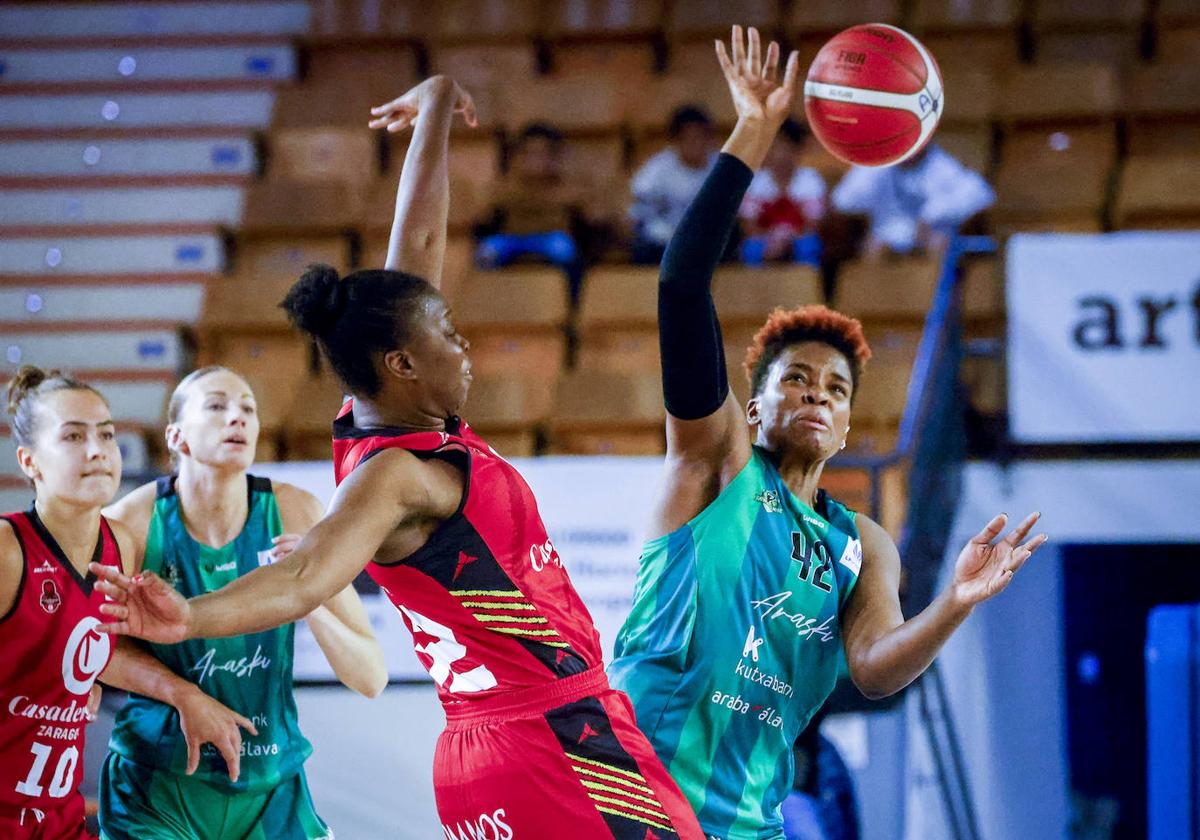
[236, 713, 259, 737]
[367, 115, 391, 129]
[221, 736, 241, 783]
[99, 601, 127, 618]
[95, 579, 128, 602]
[715, 40, 734, 78]
[370, 97, 404, 115]
[971, 513, 1007, 544]
[764, 40, 780, 81]
[1004, 511, 1041, 546]
[96, 619, 130, 635]
[782, 50, 801, 91]
[747, 27, 761, 73]
[459, 92, 478, 127]
[387, 116, 414, 133]
[185, 737, 200, 775]
[89, 561, 132, 587]
[730, 25, 744, 71]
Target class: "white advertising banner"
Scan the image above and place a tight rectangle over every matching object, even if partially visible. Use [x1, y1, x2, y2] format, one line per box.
[255, 457, 664, 683]
[1007, 232, 1200, 442]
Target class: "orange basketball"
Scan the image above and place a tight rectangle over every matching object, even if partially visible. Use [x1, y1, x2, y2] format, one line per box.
[804, 23, 943, 167]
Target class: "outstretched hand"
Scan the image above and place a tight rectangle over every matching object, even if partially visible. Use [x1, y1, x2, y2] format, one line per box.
[952, 512, 1048, 607]
[369, 76, 478, 133]
[176, 686, 258, 783]
[90, 563, 191, 644]
[715, 25, 800, 126]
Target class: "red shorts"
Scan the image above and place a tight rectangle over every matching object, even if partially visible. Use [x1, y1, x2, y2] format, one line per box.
[435, 667, 704, 839]
[0, 796, 91, 839]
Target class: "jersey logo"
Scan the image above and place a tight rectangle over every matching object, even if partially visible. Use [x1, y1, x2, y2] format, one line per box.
[33, 559, 56, 574]
[62, 617, 111, 695]
[39, 580, 61, 614]
[256, 549, 276, 567]
[839, 538, 863, 576]
[162, 561, 182, 587]
[452, 551, 477, 581]
[754, 490, 782, 513]
[577, 722, 601, 744]
[742, 625, 764, 662]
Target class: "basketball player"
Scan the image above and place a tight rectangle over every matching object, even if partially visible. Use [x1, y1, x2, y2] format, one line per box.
[1, 367, 257, 839]
[95, 364, 387, 840]
[606, 27, 1048, 839]
[91, 74, 705, 838]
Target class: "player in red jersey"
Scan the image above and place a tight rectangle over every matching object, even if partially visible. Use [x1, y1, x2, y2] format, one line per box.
[91, 74, 705, 839]
[1, 367, 260, 839]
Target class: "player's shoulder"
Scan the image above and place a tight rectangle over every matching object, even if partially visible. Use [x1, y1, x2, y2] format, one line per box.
[103, 480, 158, 527]
[0, 516, 20, 563]
[343, 446, 461, 517]
[852, 512, 898, 560]
[272, 481, 325, 528]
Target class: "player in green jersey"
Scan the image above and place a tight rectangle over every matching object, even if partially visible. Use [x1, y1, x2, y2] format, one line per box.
[97, 366, 388, 840]
[609, 26, 1048, 840]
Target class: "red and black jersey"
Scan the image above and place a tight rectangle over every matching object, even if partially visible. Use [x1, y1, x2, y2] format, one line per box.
[0, 509, 122, 814]
[332, 401, 604, 707]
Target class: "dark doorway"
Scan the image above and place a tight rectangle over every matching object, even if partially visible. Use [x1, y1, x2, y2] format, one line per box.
[1063, 543, 1200, 840]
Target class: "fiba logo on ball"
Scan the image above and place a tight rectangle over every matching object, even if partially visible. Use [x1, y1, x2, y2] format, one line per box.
[61, 616, 111, 695]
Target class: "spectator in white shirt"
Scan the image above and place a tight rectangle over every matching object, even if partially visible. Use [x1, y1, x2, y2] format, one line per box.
[738, 118, 826, 266]
[831, 142, 994, 257]
[628, 105, 717, 264]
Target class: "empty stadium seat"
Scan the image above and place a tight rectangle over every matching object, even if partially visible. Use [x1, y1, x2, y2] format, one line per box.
[0, 92, 276, 131]
[2, 327, 186, 373]
[575, 265, 658, 374]
[0, 282, 204, 325]
[851, 326, 922, 428]
[0, 427, 151, 482]
[935, 127, 994, 177]
[1114, 156, 1200, 229]
[272, 46, 420, 128]
[429, 45, 538, 130]
[452, 267, 570, 378]
[545, 369, 665, 455]
[960, 354, 1005, 416]
[835, 258, 940, 322]
[1124, 64, 1200, 156]
[959, 256, 1003, 323]
[713, 265, 823, 327]
[0, 234, 223, 275]
[278, 364, 346, 460]
[204, 235, 351, 329]
[0, 186, 241, 228]
[911, 0, 1018, 32]
[1036, 31, 1142, 67]
[268, 128, 378, 183]
[1000, 64, 1119, 123]
[993, 125, 1115, 231]
[505, 74, 625, 133]
[243, 180, 363, 233]
[0, 2, 310, 40]
[0, 46, 297, 86]
[666, 0, 777, 40]
[0, 138, 257, 181]
[424, 0, 541, 43]
[788, 0, 901, 35]
[545, 0, 662, 40]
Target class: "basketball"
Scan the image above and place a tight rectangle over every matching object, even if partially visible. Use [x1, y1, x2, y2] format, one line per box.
[804, 23, 943, 167]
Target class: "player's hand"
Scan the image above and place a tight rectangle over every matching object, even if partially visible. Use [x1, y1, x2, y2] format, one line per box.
[951, 512, 1047, 607]
[369, 75, 478, 133]
[90, 564, 191, 644]
[715, 25, 800, 127]
[175, 685, 258, 783]
[85, 684, 102, 723]
[267, 533, 302, 563]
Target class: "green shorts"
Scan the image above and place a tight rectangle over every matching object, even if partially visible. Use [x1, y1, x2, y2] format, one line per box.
[97, 753, 332, 840]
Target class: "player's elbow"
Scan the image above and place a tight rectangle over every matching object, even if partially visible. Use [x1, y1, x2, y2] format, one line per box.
[359, 668, 388, 699]
[846, 653, 903, 700]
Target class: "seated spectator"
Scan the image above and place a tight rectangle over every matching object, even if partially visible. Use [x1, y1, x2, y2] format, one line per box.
[830, 142, 994, 257]
[739, 118, 826, 267]
[475, 123, 601, 298]
[628, 105, 717, 264]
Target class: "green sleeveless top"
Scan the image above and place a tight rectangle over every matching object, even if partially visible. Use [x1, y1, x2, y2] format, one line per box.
[608, 447, 862, 839]
[107, 475, 312, 792]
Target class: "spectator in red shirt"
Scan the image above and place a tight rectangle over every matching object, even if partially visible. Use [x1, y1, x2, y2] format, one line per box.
[738, 119, 826, 267]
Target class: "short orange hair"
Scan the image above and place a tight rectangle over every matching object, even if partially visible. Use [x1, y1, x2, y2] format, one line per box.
[743, 305, 872, 397]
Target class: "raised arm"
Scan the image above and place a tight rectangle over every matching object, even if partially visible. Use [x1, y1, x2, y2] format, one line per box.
[649, 26, 800, 538]
[369, 75, 477, 285]
[93, 448, 455, 641]
[841, 512, 1047, 698]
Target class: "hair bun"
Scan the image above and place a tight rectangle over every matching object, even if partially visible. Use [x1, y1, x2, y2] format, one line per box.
[281, 263, 347, 338]
[6, 365, 54, 416]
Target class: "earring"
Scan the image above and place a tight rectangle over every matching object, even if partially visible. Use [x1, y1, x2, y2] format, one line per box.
[840, 440, 846, 450]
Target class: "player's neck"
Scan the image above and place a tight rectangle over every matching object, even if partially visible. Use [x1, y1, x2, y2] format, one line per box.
[174, 463, 249, 548]
[33, 496, 103, 574]
[352, 396, 446, 433]
[770, 451, 826, 511]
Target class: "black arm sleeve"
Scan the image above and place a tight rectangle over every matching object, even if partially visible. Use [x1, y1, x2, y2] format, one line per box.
[658, 152, 754, 420]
